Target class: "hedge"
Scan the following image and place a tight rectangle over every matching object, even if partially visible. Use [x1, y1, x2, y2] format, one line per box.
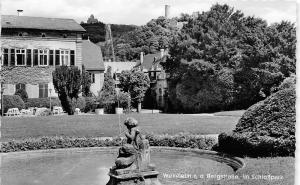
[3, 95, 25, 113]
[217, 86, 295, 157]
[0, 134, 217, 153]
[25, 97, 61, 108]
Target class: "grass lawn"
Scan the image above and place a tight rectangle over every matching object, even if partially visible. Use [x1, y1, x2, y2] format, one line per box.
[1, 113, 240, 141]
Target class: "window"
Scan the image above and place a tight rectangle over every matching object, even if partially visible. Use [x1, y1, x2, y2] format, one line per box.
[70, 50, 75, 66]
[41, 33, 46, 37]
[10, 49, 15, 66]
[39, 49, 48, 66]
[33, 49, 39, 66]
[90, 73, 95, 83]
[49, 50, 54, 66]
[26, 49, 32, 66]
[39, 84, 48, 98]
[55, 50, 60, 65]
[60, 50, 69, 65]
[16, 49, 26, 66]
[16, 83, 26, 91]
[2, 48, 9, 66]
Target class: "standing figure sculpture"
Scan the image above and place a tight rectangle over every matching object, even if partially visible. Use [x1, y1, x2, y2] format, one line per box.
[107, 117, 161, 185]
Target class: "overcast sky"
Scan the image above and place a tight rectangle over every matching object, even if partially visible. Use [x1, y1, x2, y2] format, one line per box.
[1, 0, 296, 25]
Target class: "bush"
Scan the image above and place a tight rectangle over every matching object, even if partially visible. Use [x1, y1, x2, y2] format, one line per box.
[25, 97, 61, 108]
[217, 86, 295, 157]
[84, 96, 97, 112]
[3, 95, 25, 113]
[145, 134, 216, 150]
[114, 91, 131, 110]
[73, 96, 86, 111]
[14, 89, 28, 102]
[0, 134, 217, 153]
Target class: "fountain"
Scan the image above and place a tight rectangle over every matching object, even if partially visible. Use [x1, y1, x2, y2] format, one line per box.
[1, 117, 245, 185]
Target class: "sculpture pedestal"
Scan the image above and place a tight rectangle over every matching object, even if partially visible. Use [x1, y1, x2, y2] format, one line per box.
[106, 170, 161, 185]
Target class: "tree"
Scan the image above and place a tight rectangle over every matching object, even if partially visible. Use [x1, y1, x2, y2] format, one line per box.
[118, 70, 150, 112]
[81, 65, 92, 97]
[163, 3, 296, 112]
[97, 66, 116, 113]
[52, 66, 82, 115]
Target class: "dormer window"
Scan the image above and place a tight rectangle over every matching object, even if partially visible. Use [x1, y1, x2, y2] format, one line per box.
[18, 32, 23, 37]
[41, 33, 46, 37]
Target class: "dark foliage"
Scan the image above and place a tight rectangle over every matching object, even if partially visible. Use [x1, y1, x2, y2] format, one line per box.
[52, 66, 82, 115]
[163, 4, 296, 113]
[81, 65, 92, 97]
[14, 88, 28, 102]
[0, 134, 216, 153]
[3, 95, 25, 113]
[217, 85, 295, 157]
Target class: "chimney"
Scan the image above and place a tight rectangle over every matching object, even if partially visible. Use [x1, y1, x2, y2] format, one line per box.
[165, 5, 170, 18]
[140, 52, 144, 64]
[17, 10, 23, 16]
[160, 49, 164, 58]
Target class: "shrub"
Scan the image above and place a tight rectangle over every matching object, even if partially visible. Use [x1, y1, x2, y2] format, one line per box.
[14, 89, 28, 102]
[73, 96, 86, 111]
[25, 97, 61, 108]
[114, 91, 131, 110]
[217, 86, 295, 157]
[3, 95, 25, 113]
[84, 96, 97, 112]
[0, 134, 217, 153]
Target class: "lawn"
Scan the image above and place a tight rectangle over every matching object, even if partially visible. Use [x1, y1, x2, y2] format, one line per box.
[1, 113, 240, 141]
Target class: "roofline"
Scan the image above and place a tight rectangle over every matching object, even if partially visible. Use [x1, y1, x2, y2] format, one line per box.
[2, 27, 86, 33]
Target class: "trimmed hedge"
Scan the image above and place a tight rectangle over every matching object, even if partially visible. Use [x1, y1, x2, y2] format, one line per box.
[3, 95, 25, 113]
[217, 86, 295, 157]
[25, 97, 61, 108]
[0, 134, 217, 153]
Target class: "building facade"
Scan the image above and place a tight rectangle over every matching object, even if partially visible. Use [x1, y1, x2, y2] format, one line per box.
[1, 15, 104, 98]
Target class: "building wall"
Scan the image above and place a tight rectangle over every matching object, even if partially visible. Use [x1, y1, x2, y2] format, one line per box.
[89, 71, 104, 96]
[26, 84, 39, 98]
[2, 37, 77, 54]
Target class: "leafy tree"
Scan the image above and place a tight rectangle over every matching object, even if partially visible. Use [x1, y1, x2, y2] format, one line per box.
[52, 66, 82, 115]
[97, 66, 116, 112]
[163, 3, 296, 112]
[118, 70, 150, 112]
[81, 65, 92, 97]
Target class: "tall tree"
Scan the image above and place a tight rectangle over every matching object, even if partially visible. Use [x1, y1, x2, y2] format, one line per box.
[118, 70, 150, 112]
[52, 66, 82, 115]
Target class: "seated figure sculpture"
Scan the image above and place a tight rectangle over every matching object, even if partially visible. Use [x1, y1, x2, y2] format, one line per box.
[113, 117, 154, 174]
[107, 117, 161, 185]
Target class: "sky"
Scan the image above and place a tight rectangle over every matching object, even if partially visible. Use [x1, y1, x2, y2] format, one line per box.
[1, 0, 297, 25]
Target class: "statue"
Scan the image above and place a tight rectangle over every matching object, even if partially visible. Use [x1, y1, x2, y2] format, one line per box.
[106, 117, 161, 185]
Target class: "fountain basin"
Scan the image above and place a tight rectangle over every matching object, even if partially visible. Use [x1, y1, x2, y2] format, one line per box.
[1, 147, 244, 185]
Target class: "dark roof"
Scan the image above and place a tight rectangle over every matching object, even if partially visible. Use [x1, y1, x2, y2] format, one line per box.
[1, 15, 86, 32]
[82, 40, 105, 71]
[0, 66, 54, 84]
[135, 52, 167, 71]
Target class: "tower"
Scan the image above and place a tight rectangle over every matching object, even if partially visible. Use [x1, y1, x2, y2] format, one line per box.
[104, 24, 115, 62]
[165, 5, 170, 19]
